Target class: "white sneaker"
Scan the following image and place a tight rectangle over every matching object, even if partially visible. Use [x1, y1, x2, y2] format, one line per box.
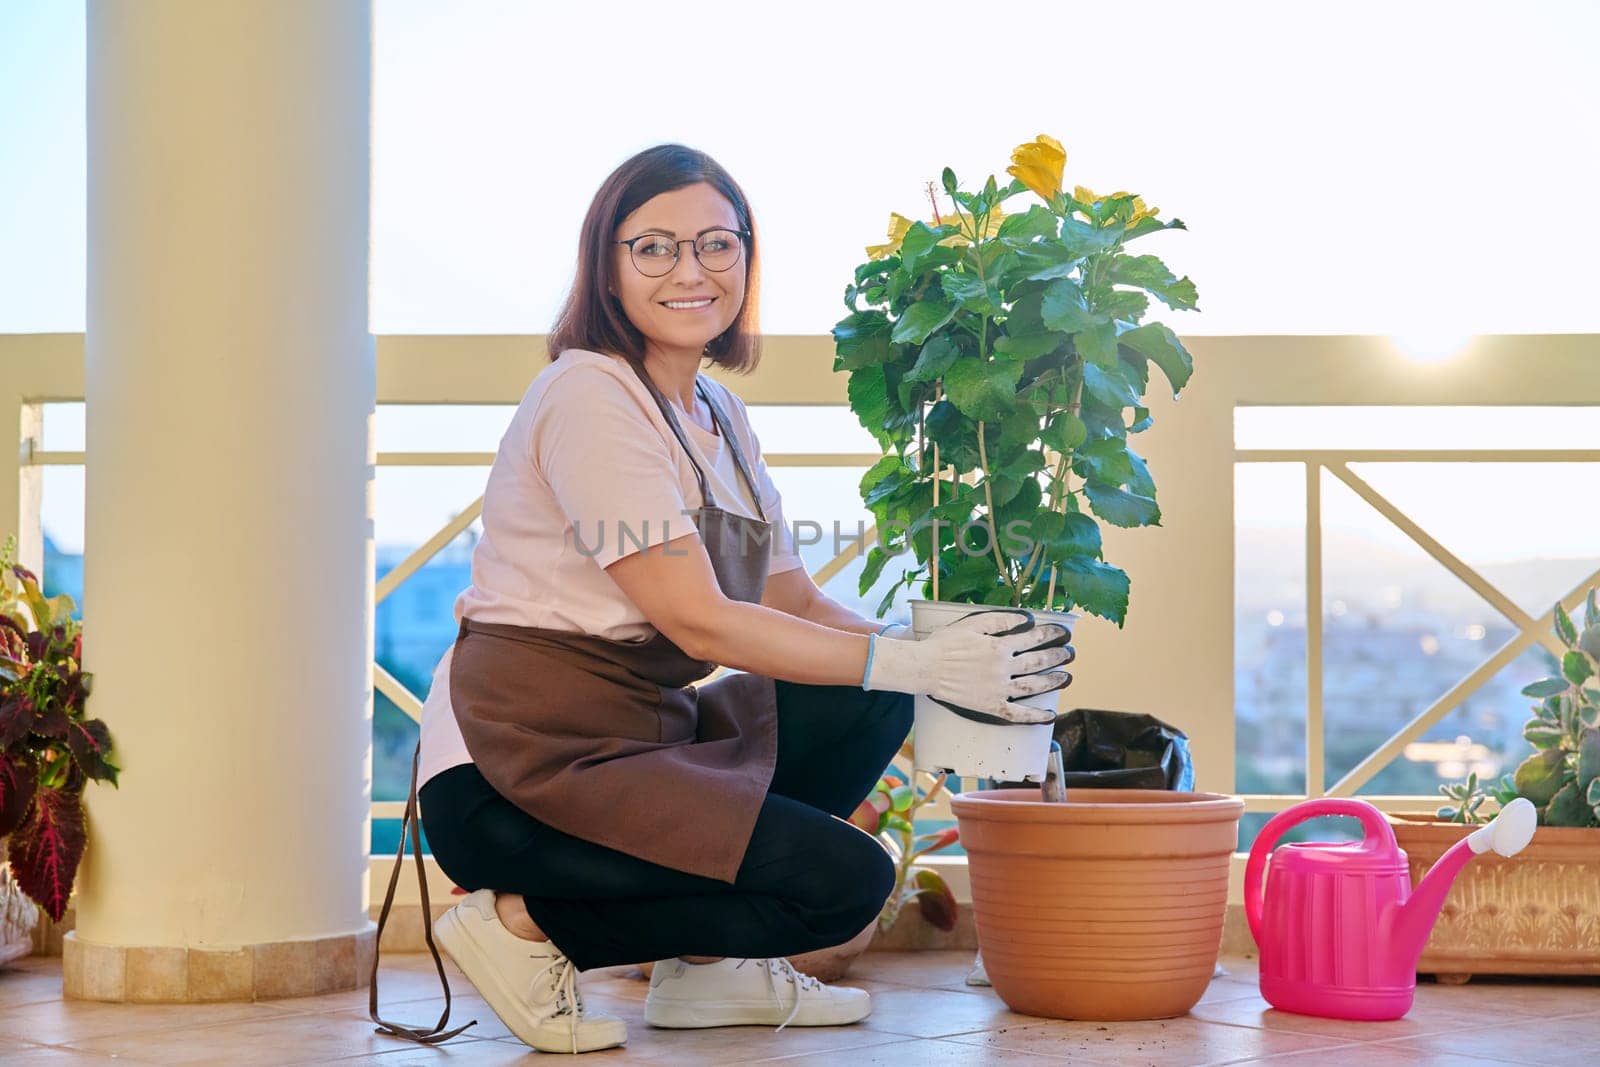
[644, 957, 871, 1031]
[432, 889, 626, 1054]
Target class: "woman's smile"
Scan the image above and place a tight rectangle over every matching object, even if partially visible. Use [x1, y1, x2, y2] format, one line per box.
[660, 297, 717, 312]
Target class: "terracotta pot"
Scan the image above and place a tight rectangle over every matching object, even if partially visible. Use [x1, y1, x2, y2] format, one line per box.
[951, 787, 1243, 1021]
[1388, 813, 1600, 978]
[636, 920, 875, 984]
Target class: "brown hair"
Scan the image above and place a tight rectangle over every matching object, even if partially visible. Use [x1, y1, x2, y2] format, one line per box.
[547, 144, 762, 374]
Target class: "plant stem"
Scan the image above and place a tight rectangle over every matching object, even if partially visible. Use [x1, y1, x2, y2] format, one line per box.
[975, 420, 1016, 601]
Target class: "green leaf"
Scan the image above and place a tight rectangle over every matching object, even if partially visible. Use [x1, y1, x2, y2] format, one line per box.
[888, 784, 915, 813]
[1053, 555, 1130, 626]
[900, 222, 957, 276]
[1545, 781, 1595, 827]
[1078, 437, 1136, 485]
[875, 574, 905, 618]
[1098, 289, 1149, 323]
[997, 205, 1059, 242]
[937, 553, 1004, 603]
[1085, 481, 1160, 528]
[992, 332, 1064, 360]
[859, 546, 891, 596]
[1555, 602, 1578, 647]
[1040, 279, 1105, 332]
[1577, 728, 1600, 787]
[944, 359, 1023, 421]
[1586, 588, 1599, 630]
[1124, 215, 1185, 242]
[1588, 776, 1600, 808]
[1523, 720, 1565, 750]
[1118, 323, 1194, 396]
[1076, 322, 1120, 369]
[884, 814, 914, 835]
[891, 299, 957, 346]
[912, 868, 959, 932]
[864, 468, 908, 508]
[1522, 677, 1570, 699]
[1059, 216, 1123, 256]
[847, 365, 891, 449]
[995, 475, 1043, 528]
[903, 333, 962, 383]
[1563, 650, 1595, 687]
[1041, 412, 1088, 454]
[832, 310, 893, 369]
[1030, 510, 1102, 560]
[1514, 748, 1566, 805]
[996, 412, 1042, 454]
[941, 271, 997, 316]
[1103, 254, 1199, 311]
[859, 454, 900, 494]
[1082, 361, 1139, 409]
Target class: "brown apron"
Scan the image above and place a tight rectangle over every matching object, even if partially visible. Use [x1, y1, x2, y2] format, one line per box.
[371, 361, 778, 1043]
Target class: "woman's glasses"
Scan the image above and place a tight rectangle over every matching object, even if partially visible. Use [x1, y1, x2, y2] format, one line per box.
[616, 228, 749, 277]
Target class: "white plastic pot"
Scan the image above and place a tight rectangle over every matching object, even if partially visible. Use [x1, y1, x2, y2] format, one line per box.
[908, 599, 1078, 782]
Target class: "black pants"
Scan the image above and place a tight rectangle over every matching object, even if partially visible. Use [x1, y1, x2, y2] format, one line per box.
[420, 679, 913, 972]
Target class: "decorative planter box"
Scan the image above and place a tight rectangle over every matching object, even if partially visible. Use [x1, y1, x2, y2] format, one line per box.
[1389, 814, 1600, 978]
[0, 839, 40, 966]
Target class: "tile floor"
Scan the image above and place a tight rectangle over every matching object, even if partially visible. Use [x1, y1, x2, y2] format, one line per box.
[0, 950, 1594, 1065]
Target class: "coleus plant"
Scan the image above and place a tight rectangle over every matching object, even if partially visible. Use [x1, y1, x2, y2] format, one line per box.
[850, 734, 961, 933]
[835, 134, 1198, 625]
[1439, 588, 1600, 828]
[0, 536, 118, 921]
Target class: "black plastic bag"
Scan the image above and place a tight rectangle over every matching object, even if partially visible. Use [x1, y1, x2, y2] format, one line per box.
[991, 707, 1194, 791]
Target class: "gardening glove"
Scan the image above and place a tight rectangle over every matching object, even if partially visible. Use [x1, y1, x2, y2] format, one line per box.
[862, 609, 1073, 724]
[876, 621, 913, 640]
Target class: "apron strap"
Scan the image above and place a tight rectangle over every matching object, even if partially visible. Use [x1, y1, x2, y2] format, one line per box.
[696, 379, 768, 523]
[625, 357, 718, 510]
[368, 740, 479, 1044]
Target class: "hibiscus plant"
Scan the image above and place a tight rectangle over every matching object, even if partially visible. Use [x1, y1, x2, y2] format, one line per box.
[834, 134, 1199, 626]
[0, 536, 118, 922]
[850, 733, 961, 933]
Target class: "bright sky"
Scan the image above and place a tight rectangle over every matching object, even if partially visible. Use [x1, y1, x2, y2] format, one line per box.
[4, 1, 1598, 558]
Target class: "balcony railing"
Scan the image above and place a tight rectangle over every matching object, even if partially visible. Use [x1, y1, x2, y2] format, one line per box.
[3, 331, 1597, 903]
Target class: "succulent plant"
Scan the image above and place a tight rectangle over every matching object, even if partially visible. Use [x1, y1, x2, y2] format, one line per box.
[849, 733, 961, 933]
[1440, 588, 1600, 827]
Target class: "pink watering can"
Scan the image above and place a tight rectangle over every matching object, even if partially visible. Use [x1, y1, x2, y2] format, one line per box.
[1244, 796, 1537, 1020]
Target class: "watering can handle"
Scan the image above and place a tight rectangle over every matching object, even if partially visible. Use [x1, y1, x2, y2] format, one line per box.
[1243, 798, 1398, 948]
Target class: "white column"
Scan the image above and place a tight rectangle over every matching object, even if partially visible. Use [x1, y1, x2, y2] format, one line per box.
[73, 0, 374, 999]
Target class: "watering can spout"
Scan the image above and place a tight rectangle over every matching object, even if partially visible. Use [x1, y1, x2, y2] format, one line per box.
[1388, 797, 1538, 967]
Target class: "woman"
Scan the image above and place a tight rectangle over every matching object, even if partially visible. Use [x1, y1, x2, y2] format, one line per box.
[385, 144, 1073, 1055]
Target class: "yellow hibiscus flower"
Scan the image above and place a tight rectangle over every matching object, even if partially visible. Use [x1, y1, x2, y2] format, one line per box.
[1008, 134, 1066, 201]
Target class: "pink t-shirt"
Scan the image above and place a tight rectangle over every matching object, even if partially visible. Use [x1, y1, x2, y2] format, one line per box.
[417, 347, 805, 787]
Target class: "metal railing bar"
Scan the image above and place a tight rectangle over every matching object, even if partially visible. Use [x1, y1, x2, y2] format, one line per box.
[375, 662, 424, 724]
[1324, 461, 1540, 635]
[375, 496, 484, 605]
[1304, 462, 1325, 797]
